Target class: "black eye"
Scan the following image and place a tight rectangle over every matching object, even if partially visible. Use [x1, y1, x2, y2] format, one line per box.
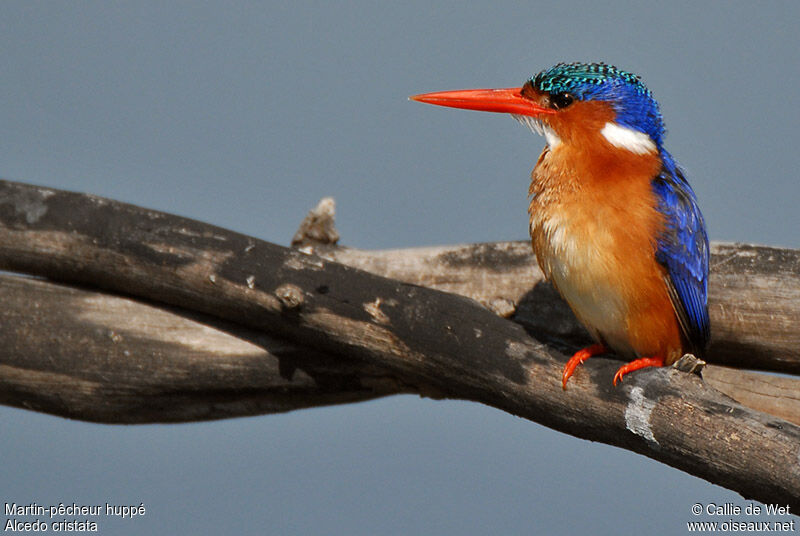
[550, 92, 574, 110]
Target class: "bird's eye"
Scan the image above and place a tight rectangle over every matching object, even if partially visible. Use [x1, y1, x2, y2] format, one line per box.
[550, 92, 574, 110]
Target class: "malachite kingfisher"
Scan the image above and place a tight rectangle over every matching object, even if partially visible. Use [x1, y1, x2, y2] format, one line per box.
[411, 62, 710, 388]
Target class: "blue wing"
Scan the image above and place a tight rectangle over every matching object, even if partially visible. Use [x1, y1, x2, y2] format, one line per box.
[651, 154, 710, 356]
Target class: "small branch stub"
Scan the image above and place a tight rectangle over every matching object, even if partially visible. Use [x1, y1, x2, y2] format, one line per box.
[292, 197, 340, 247]
[275, 283, 304, 310]
[672, 353, 706, 375]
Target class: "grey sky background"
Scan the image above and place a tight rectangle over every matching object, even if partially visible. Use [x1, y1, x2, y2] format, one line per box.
[1, 2, 798, 535]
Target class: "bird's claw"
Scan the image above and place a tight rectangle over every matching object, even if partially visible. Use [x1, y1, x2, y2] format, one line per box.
[561, 344, 606, 389]
[612, 356, 665, 386]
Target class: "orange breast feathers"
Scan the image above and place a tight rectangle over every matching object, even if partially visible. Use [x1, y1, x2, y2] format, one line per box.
[528, 126, 685, 365]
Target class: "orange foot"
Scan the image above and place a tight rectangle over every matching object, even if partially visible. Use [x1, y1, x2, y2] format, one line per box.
[612, 356, 665, 386]
[562, 344, 606, 390]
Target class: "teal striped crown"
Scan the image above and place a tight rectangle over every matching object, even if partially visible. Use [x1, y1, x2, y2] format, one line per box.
[532, 62, 664, 147]
[532, 62, 650, 98]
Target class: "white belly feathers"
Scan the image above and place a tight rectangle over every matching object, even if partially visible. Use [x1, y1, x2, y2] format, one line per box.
[531, 207, 637, 358]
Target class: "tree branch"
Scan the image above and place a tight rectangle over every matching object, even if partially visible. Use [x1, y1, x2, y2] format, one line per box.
[0, 274, 403, 423]
[0, 179, 798, 507]
[312, 241, 800, 374]
[311, 242, 800, 425]
[3, 272, 796, 425]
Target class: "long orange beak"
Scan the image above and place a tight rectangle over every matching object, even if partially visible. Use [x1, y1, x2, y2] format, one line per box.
[410, 87, 555, 117]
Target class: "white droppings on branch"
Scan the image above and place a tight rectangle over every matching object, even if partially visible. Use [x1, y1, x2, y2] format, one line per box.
[625, 386, 658, 445]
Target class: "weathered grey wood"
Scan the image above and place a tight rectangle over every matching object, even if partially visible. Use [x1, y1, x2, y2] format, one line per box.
[3, 272, 795, 425]
[313, 243, 800, 424]
[702, 366, 800, 427]
[2, 270, 797, 426]
[0, 275, 401, 423]
[313, 241, 800, 373]
[0, 179, 797, 507]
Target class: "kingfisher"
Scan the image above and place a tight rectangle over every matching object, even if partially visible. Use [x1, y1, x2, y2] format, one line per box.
[411, 62, 710, 388]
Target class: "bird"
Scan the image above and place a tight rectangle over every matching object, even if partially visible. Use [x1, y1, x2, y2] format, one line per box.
[411, 62, 709, 388]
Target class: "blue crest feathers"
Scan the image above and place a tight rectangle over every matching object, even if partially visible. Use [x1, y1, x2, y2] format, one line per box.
[532, 62, 665, 147]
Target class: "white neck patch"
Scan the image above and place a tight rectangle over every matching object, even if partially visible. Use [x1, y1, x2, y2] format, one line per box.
[513, 114, 561, 148]
[600, 122, 656, 154]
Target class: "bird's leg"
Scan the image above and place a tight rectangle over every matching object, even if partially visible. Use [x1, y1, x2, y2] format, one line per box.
[612, 356, 665, 386]
[562, 344, 606, 389]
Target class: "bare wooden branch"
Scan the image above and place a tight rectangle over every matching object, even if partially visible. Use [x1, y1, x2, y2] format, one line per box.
[0, 275, 402, 423]
[4, 271, 794, 426]
[702, 366, 800, 427]
[311, 243, 800, 424]
[313, 241, 800, 374]
[2, 255, 797, 426]
[0, 180, 798, 506]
